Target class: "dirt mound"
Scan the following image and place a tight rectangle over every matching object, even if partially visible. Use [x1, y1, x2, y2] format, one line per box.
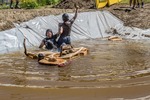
[0, 3, 150, 31]
[0, 8, 93, 31]
[103, 3, 150, 29]
[54, 0, 95, 9]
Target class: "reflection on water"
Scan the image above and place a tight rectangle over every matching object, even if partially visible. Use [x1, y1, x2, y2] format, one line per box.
[0, 39, 150, 88]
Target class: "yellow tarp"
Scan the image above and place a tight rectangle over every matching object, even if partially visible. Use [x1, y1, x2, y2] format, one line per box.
[108, 0, 122, 5]
[95, 0, 122, 9]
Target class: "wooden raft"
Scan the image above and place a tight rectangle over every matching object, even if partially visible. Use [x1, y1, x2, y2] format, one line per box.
[38, 47, 88, 65]
[23, 39, 88, 66]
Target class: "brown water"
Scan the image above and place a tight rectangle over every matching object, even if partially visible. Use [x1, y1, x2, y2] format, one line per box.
[0, 39, 150, 100]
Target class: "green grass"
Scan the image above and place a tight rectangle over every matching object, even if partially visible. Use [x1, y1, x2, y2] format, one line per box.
[121, 0, 150, 3]
[0, 4, 9, 9]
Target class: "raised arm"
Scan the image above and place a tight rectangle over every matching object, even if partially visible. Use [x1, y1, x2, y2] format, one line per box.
[73, 6, 78, 20]
[70, 5, 79, 23]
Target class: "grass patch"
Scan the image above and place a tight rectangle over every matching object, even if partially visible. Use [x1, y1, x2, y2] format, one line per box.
[0, 4, 9, 9]
[0, 0, 61, 9]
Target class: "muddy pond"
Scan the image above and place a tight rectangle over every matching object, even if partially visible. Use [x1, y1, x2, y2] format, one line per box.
[0, 39, 150, 100]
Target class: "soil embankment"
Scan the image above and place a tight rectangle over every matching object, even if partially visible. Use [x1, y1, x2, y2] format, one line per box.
[0, 2, 150, 31]
[104, 3, 150, 29]
[54, 0, 95, 9]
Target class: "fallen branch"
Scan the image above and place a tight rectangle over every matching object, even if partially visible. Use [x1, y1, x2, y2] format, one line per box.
[23, 38, 28, 56]
[23, 38, 37, 59]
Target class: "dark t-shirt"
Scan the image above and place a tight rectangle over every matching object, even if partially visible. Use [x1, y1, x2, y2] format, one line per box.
[43, 38, 55, 50]
[59, 19, 75, 38]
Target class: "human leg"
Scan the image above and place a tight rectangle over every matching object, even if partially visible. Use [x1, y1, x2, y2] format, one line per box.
[15, 0, 20, 9]
[129, 0, 133, 7]
[136, 0, 140, 7]
[57, 36, 71, 54]
[141, 0, 144, 8]
[10, 0, 13, 9]
[132, 0, 136, 9]
[57, 36, 71, 48]
[63, 36, 71, 45]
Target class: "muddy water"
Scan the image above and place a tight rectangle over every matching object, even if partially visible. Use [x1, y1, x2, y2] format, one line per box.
[0, 39, 150, 99]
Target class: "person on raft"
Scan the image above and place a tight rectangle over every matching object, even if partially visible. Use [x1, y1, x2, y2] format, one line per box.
[55, 5, 79, 50]
[39, 29, 57, 50]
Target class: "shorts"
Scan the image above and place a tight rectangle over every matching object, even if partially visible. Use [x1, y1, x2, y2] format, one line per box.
[57, 36, 71, 48]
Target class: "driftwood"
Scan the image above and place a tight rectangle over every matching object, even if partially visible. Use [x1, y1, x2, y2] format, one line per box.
[23, 39, 37, 59]
[108, 36, 122, 41]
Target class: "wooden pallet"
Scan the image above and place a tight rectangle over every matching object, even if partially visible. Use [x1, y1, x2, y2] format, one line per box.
[23, 39, 88, 66]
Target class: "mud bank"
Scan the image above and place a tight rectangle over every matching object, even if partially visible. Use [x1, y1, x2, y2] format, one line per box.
[103, 3, 150, 29]
[0, 3, 150, 31]
[0, 83, 150, 100]
[0, 8, 94, 31]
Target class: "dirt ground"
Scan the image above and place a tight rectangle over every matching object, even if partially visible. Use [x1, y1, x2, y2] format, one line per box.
[0, 3, 150, 31]
[103, 3, 150, 29]
[54, 0, 96, 9]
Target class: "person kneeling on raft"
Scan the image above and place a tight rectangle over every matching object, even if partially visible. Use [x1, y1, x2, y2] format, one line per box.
[39, 29, 57, 50]
[55, 5, 78, 51]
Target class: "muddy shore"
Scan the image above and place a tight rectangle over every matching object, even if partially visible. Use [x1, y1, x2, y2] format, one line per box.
[1, 83, 150, 100]
[0, 3, 150, 31]
[0, 8, 95, 31]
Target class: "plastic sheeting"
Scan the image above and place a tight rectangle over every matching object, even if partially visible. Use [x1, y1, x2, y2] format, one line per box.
[0, 10, 150, 54]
